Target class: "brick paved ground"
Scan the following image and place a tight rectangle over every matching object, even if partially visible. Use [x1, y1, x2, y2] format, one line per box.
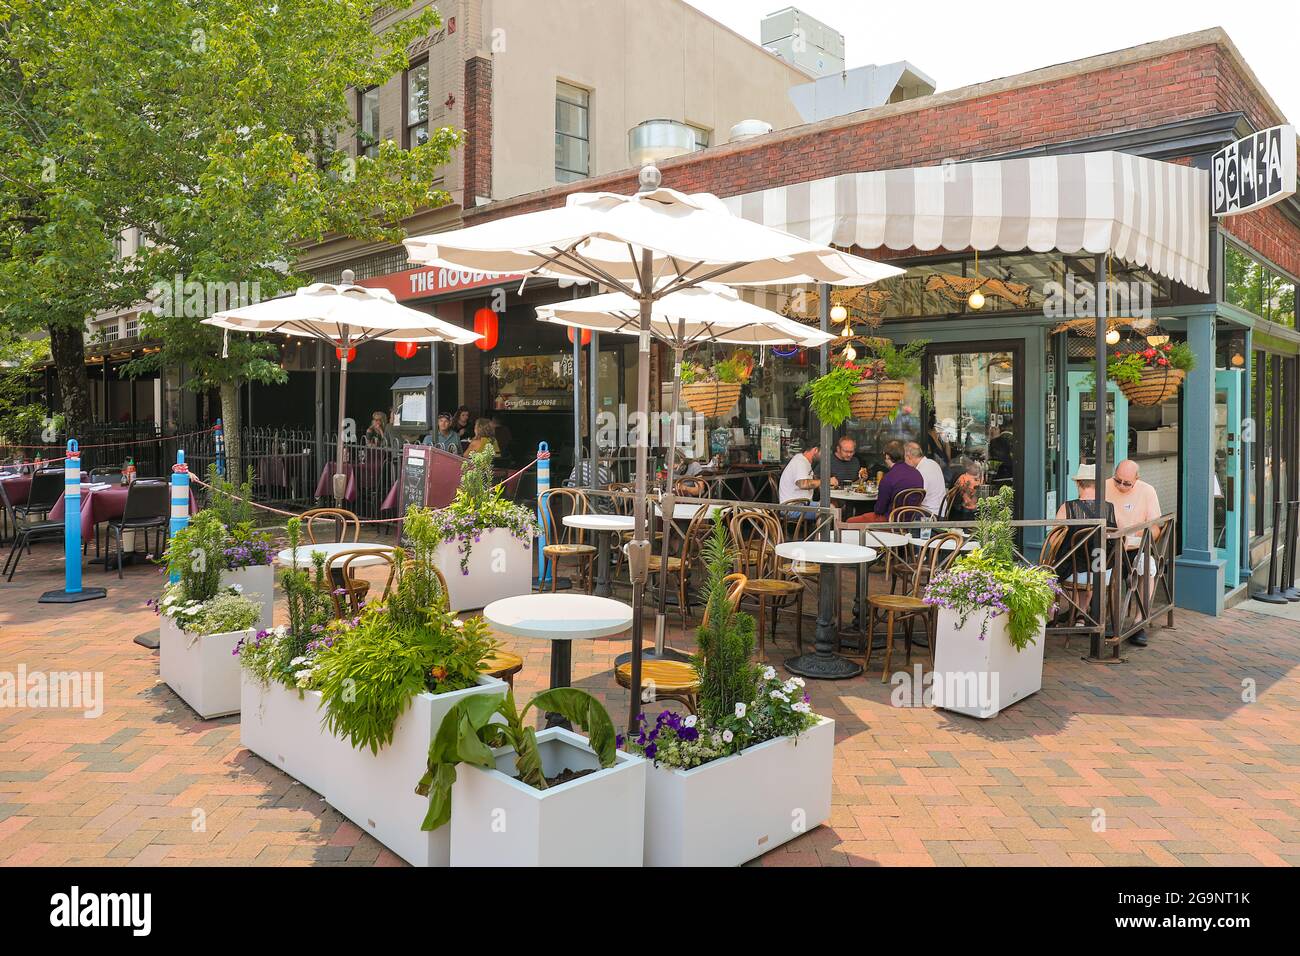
[1, 538, 1298, 867]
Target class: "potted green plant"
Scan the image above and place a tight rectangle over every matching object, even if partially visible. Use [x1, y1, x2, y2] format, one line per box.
[679, 349, 753, 417]
[429, 449, 537, 611]
[799, 339, 929, 425]
[154, 510, 262, 719]
[626, 516, 833, 866]
[417, 686, 645, 866]
[1108, 341, 1195, 406]
[924, 488, 1063, 718]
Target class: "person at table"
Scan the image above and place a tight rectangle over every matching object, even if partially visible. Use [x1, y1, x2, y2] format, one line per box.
[465, 418, 498, 459]
[453, 406, 473, 443]
[424, 412, 462, 455]
[365, 410, 398, 449]
[828, 436, 867, 488]
[1105, 458, 1162, 647]
[907, 441, 947, 514]
[777, 446, 821, 504]
[845, 440, 922, 523]
[1053, 463, 1118, 622]
[950, 460, 985, 521]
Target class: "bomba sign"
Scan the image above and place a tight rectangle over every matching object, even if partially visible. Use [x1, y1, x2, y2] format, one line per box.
[1211, 124, 1296, 216]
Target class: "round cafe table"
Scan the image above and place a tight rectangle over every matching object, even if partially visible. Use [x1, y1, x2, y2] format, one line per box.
[777, 540, 877, 681]
[906, 533, 980, 552]
[276, 542, 395, 568]
[830, 488, 876, 520]
[654, 502, 723, 522]
[561, 513, 634, 597]
[483, 593, 634, 728]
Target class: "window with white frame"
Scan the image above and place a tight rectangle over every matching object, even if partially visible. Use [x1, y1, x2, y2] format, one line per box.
[405, 59, 429, 147]
[555, 82, 590, 182]
[357, 86, 381, 158]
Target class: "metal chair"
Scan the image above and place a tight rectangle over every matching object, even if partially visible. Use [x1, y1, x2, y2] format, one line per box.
[13, 470, 63, 524]
[329, 547, 399, 618]
[729, 510, 804, 660]
[538, 487, 596, 593]
[104, 479, 170, 578]
[3, 514, 64, 581]
[866, 530, 965, 680]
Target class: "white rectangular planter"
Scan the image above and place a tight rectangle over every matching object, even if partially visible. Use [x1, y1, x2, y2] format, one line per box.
[451, 727, 646, 867]
[327, 675, 505, 867]
[643, 716, 834, 867]
[435, 528, 532, 612]
[931, 607, 1046, 718]
[222, 564, 275, 633]
[158, 615, 252, 719]
[239, 676, 338, 796]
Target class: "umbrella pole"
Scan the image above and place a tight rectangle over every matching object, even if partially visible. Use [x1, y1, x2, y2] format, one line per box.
[652, 340, 690, 660]
[626, 251, 654, 735]
[333, 326, 350, 505]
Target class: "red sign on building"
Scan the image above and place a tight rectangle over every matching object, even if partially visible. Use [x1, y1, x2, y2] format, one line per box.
[358, 266, 522, 302]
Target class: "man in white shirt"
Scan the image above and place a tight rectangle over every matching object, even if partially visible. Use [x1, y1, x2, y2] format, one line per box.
[905, 441, 946, 514]
[778, 446, 820, 503]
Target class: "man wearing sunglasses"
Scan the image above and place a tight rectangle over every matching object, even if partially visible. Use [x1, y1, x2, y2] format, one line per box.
[1105, 459, 1163, 646]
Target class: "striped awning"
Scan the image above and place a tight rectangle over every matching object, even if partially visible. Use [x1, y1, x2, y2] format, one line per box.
[722, 151, 1209, 292]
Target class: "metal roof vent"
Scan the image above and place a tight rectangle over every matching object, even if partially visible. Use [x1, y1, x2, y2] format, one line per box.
[628, 119, 697, 167]
[729, 119, 774, 143]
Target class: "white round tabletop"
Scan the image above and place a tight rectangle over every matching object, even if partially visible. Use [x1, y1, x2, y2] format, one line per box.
[483, 593, 634, 641]
[276, 543, 395, 568]
[654, 502, 723, 521]
[907, 534, 979, 552]
[775, 541, 877, 565]
[562, 514, 635, 532]
[839, 528, 911, 549]
[831, 489, 877, 501]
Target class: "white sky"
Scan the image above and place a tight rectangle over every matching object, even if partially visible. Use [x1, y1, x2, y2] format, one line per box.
[685, 0, 1298, 124]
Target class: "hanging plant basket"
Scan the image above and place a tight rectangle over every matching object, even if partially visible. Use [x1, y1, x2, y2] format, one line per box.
[681, 381, 742, 417]
[1118, 368, 1185, 407]
[849, 378, 907, 420]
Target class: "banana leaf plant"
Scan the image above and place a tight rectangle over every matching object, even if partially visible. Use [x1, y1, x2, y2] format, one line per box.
[416, 688, 617, 831]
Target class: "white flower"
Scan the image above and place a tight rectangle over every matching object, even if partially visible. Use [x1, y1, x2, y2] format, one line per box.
[230, 583, 243, 593]
[289, 656, 307, 666]
[161, 594, 177, 606]
[770, 690, 789, 702]
[711, 734, 723, 747]
[450, 618, 464, 628]
[683, 715, 697, 728]
[294, 669, 313, 681]
[273, 625, 288, 637]
[762, 666, 776, 680]
[734, 702, 746, 719]
[792, 701, 811, 714]
[183, 606, 201, 616]
[722, 729, 734, 743]
[788, 676, 806, 689]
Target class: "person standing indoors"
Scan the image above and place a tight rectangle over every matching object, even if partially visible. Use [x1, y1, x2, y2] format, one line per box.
[778, 446, 821, 504]
[1105, 459, 1162, 647]
[907, 441, 946, 515]
[846, 440, 922, 523]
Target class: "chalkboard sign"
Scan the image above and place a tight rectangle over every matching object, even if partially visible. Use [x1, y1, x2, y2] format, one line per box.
[397, 445, 430, 546]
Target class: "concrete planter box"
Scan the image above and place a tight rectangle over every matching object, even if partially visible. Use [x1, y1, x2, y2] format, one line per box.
[931, 607, 1046, 718]
[327, 675, 505, 867]
[434, 528, 532, 612]
[158, 615, 252, 719]
[239, 676, 337, 796]
[450, 727, 646, 867]
[643, 716, 834, 867]
[222, 564, 275, 633]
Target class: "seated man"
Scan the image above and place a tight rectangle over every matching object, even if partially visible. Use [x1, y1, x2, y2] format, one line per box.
[778, 446, 820, 504]
[828, 436, 866, 487]
[907, 440, 947, 515]
[1104, 459, 1163, 647]
[425, 412, 462, 455]
[846, 440, 923, 523]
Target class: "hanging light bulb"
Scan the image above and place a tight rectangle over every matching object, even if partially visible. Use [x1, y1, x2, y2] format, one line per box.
[830, 304, 848, 324]
[843, 345, 857, 362]
[967, 289, 985, 310]
[1145, 333, 1169, 347]
[844, 326, 854, 339]
[1105, 328, 1121, 346]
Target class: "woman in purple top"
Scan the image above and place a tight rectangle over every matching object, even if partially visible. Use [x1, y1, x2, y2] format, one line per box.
[846, 440, 924, 524]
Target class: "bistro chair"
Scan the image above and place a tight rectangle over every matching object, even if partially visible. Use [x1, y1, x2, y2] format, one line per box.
[673, 477, 707, 498]
[866, 530, 965, 681]
[657, 503, 718, 629]
[328, 547, 399, 618]
[1041, 524, 1110, 648]
[13, 469, 63, 525]
[302, 507, 361, 544]
[729, 509, 804, 660]
[538, 487, 596, 594]
[615, 572, 747, 714]
[0, 479, 18, 544]
[104, 479, 170, 578]
[882, 505, 933, 594]
[3, 511, 64, 581]
[939, 485, 961, 519]
[893, 487, 926, 511]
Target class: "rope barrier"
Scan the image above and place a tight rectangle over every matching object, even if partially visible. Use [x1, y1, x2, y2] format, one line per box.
[0, 425, 217, 453]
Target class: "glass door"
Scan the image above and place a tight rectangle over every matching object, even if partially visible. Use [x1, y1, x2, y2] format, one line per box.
[1066, 371, 1128, 483]
[1214, 369, 1244, 587]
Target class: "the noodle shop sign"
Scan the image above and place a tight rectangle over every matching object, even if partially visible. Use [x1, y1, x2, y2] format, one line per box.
[359, 267, 522, 301]
[1211, 124, 1296, 216]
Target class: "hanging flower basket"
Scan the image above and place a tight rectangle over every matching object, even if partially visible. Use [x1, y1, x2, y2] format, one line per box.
[849, 378, 907, 420]
[1117, 367, 1185, 407]
[681, 381, 743, 417]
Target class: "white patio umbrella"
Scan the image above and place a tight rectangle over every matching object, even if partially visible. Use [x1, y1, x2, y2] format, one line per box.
[204, 271, 481, 501]
[537, 282, 839, 655]
[405, 165, 901, 729]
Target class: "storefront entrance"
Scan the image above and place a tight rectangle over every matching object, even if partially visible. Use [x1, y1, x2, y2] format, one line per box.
[924, 346, 1021, 501]
[1065, 372, 1128, 485]
[1214, 368, 1245, 587]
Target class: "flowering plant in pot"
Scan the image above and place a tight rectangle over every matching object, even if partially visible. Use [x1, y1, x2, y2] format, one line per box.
[799, 338, 929, 425]
[624, 515, 834, 866]
[1107, 340, 1195, 406]
[923, 488, 1062, 718]
[679, 349, 753, 417]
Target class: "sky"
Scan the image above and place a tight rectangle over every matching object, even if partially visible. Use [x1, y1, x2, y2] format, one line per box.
[684, 0, 1299, 124]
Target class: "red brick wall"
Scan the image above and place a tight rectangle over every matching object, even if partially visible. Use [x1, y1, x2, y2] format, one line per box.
[462, 56, 492, 203]
[1223, 204, 1300, 280]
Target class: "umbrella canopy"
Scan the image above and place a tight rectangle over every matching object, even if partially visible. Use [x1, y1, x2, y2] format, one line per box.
[534, 283, 837, 348]
[203, 272, 480, 501]
[404, 182, 901, 291]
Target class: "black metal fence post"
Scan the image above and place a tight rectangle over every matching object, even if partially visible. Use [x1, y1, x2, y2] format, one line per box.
[1254, 500, 1289, 604]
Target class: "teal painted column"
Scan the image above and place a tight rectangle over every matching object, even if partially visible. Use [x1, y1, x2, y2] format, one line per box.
[1175, 312, 1224, 613]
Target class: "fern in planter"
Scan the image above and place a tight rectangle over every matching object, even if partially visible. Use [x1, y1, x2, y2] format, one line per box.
[693, 516, 759, 723]
[416, 688, 617, 830]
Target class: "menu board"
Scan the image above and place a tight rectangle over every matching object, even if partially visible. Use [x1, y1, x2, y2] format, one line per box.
[395, 443, 463, 545]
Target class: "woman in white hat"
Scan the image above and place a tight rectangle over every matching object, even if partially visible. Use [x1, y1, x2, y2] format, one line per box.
[1056, 463, 1117, 528]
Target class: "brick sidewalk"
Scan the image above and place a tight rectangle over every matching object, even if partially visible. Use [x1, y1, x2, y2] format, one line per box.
[1, 543, 1298, 866]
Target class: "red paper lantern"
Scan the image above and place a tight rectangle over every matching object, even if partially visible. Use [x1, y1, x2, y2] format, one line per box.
[566, 326, 592, 346]
[394, 341, 418, 360]
[335, 344, 357, 363]
[797, 349, 809, 366]
[473, 308, 498, 351]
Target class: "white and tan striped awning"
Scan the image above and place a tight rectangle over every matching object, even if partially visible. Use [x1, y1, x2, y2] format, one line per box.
[723, 151, 1209, 292]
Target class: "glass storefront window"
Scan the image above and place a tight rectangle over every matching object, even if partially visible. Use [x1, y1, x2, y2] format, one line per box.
[1225, 242, 1297, 327]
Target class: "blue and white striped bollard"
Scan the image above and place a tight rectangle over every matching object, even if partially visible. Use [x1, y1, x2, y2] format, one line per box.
[169, 450, 191, 585]
[214, 418, 226, 478]
[36, 439, 105, 604]
[536, 441, 550, 585]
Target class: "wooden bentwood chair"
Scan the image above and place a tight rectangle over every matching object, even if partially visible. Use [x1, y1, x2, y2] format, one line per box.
[538, 488, 597, 594]
[729, 510, 804, 660]
[866, 530, 966, 681]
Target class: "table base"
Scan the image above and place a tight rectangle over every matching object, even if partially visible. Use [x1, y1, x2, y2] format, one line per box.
[784, 651, 862, 680]
[38, 587, 107, 605]
[134, 629, 160, 650]
[545, 640, 573, 730]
